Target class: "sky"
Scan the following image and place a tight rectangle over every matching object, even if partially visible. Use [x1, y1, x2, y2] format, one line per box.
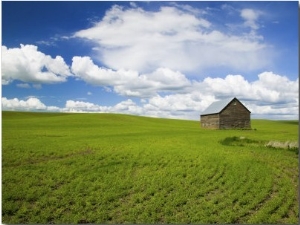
[1, 1, 299, 120]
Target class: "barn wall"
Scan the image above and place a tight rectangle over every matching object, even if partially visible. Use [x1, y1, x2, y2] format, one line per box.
[201, 114, 220, 129]
[219, 100, 251, 129]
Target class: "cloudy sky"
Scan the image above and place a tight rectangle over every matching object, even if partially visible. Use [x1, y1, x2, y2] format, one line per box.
[2, 1, 298, 120]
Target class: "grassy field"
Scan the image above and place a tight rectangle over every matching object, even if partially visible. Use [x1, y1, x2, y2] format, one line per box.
[2, 111, 299, 224]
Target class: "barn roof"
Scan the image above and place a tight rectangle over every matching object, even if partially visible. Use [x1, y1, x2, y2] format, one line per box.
[201, 97, 250, 115]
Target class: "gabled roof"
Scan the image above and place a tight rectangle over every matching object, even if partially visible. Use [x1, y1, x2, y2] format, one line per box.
[201, 97, 250, 116]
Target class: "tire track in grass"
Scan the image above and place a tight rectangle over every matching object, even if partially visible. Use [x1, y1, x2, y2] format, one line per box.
[183, 162, 230, 223]
[204, 162, 255, 223]
[193, 161, 226, 198]
[122, 151, 293, 223]
[220, 142, 298, 223]
[216, 168, 255, 223]
[110, 155, 219, 223]
[193, 160, 275, 223]
[246, 179, 281, 223]
[111, 165, 171, 223]
[272, 157, 298, 223]
[268, 166, 298, 224]
[233, 173, 274, 222]
[246, 167, 296, 223]
[202, 164, 227, 199]
[245, 152, 299, 224]
[235, 171, 276, 222]
[266, 180, 293, 223]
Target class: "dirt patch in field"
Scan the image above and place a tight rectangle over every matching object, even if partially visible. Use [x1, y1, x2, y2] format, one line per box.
[265, 141, 298, 154]
[265, 141, 298, 149]
[220, 136, 298, 154]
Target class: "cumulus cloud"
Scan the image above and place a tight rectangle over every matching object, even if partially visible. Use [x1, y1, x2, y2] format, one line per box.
[71, 56, 191, 97]
[70, 53, 297, 119]
[73, 4, 271, 73]
[2, 44, 72, 85]
[71, 56, 298, 115]
[65, 69, 299, 120]
[112, 99, 144, 114]
[3, 70, 297, 120]
[64, 100, 110, 112]
[202, 72, 298, 105]
[2, 97, 47, 111]
[142, 93, 216, 119]
[141, 71, 297, 120]
[63, 99, 145, 116]
[140, 71, 298, 120]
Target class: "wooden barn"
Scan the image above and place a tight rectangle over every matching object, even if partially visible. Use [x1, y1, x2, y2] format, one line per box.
[200, 97, 251, 129]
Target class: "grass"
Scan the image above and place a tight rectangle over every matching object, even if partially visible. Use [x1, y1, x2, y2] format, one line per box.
[2, 111, 299, 224]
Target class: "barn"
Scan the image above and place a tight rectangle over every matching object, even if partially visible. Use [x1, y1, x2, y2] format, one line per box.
[200, 97, 251, 129]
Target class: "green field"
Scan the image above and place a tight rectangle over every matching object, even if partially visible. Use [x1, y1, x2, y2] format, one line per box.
[2, 111, 299, 224]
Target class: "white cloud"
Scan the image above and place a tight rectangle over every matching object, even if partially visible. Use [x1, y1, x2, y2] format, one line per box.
[32, 84, 42, 89]
[142, 93, 214, 119]
[103, 86, 112, 93]
[70, 53, 297, 119]
[112, 99, 144, 114]
[46, 106, 61, 111]
[2, 97, 47, 111]
[16, 83, 31, 88]
[16, 83, 42, 89]
[113, 68, 191, 97]
[63, 99, 144, 116]
[129, 2, 137, 8]
[71, 56, 135, 86]
[3, 69, 298, 121]
[61, 68, 298, 120]
[71, 56, 298, 115]
[174, 2, 207, 16]
[73, 5, 270, 73]
[64, 100, 110, 112]
[241, 8, 261, 30]
[71, 56, 191, 98]
[1, 3, 297, 121]
[202, 72, 298, 105]
[2, 97, 61, 112]
[255, 72, 298, 93]
[2, 44, 72, 85]
[138, 71, 298, 120]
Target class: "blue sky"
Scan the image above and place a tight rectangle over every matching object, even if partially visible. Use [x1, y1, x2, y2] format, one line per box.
[2, 1, 298, 120]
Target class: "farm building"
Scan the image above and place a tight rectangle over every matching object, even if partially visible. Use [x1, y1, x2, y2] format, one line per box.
[200, 97, 251, 129]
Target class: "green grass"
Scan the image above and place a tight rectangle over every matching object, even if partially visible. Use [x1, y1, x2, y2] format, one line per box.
[2, 111, 299, 224]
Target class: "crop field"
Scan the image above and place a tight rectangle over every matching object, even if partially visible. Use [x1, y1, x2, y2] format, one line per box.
[2, 111, 299, 224]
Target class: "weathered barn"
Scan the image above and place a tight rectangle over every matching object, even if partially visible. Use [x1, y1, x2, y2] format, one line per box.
[200, 97, 251, 129]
